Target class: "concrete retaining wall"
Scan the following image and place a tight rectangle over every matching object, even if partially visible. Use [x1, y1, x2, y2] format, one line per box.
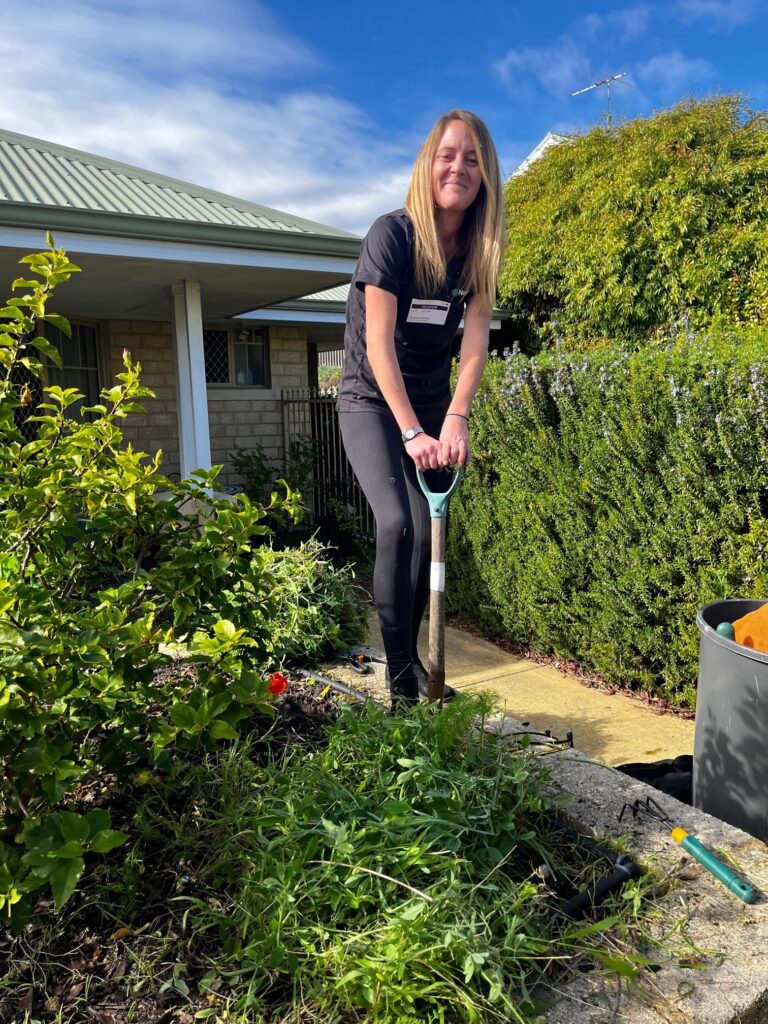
[492, 718, 768, 1023]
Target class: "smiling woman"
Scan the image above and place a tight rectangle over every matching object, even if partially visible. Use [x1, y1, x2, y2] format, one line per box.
[432, 122, 482, 214]
[337, 109, 505, 710]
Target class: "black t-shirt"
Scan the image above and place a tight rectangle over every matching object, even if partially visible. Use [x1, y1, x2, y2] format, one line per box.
[337, 209, 469, 415]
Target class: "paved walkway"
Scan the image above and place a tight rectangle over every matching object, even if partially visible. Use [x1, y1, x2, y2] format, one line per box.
[367, 614, 695, 766]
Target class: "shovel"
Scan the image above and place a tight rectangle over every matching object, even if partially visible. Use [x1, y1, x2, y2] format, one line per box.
[417, 466, 465, 705]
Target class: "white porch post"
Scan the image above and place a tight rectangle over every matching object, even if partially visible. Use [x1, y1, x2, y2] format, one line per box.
[172, 280, 212, 479]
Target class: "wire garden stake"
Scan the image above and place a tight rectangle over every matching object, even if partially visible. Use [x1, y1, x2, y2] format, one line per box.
[619, 796, 757, 904]
[417, 466, 464, 706]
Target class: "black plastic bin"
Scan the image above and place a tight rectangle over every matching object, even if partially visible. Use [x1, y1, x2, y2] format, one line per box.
[694, 599, 768, 841]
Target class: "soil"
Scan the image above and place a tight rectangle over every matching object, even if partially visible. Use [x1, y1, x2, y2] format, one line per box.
[0, 682, 347, 1024]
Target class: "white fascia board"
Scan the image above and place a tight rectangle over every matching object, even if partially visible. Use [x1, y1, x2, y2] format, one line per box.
[239, 308, 346, 324]
[0, 225, 357, 275]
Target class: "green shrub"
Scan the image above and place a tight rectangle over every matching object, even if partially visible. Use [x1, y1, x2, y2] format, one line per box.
[448, 325, 768, 707]
[231, 435, 320, 506]
[502, 96, 768, 350]
[230, 442, 275, 501]
[0, 239, 364, 926]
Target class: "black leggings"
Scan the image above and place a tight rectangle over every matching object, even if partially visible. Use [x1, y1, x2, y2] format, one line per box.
[339, 409, 449, 685]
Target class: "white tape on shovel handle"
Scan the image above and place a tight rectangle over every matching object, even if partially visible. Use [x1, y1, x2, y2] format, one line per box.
[430, 561, 445, 592]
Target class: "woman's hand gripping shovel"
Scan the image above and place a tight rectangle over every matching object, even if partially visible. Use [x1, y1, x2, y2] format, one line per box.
[417, 466, 464, 706]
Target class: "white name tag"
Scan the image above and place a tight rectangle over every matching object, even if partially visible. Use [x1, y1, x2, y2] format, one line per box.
[406, 298, 451, 325]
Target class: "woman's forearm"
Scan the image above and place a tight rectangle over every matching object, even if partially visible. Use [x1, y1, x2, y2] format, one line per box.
[448, 299, 492, 417]
[364, 286, 421, 431]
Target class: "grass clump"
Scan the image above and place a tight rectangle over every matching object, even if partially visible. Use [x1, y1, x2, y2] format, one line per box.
[104, 692, 647, 1023]
[256, 538, 369, 664]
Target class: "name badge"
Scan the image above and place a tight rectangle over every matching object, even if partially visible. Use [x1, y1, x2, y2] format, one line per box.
[406, 298, 450, 325]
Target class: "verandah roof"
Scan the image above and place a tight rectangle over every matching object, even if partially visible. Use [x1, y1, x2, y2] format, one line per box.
[0, 129, 360, 320]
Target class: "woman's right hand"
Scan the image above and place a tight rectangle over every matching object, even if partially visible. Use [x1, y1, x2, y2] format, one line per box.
[404, 432, 443, 471]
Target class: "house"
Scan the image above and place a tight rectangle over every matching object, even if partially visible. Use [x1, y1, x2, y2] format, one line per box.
[511, 131, 569, 177]
[1, 129, 511, 492]
[0, 129, 360, 485]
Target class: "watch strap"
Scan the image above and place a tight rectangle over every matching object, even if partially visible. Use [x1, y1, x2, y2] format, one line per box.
[401, 426, 424, 443]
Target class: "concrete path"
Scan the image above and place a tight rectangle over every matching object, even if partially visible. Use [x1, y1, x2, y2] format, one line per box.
[367, 614, 694, 766]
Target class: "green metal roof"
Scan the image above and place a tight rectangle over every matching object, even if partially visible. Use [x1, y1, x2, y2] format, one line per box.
[0, 128, 360, 256]
[298, 283, 351, 303]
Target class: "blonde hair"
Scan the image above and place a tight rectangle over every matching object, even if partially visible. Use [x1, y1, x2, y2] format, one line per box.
[404, 109, 505, 308]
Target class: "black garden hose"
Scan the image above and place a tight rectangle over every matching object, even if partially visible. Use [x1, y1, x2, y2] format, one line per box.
[556, 825, 642, 918]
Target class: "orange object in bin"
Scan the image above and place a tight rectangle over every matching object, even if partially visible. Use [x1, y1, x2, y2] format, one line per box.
[732, 602, 768, 654]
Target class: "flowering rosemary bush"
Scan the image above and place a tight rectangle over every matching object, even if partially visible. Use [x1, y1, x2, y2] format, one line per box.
[448, 325, 768, 707]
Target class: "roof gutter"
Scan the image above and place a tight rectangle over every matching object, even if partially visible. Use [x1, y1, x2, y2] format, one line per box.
[0, 202, 362, 260]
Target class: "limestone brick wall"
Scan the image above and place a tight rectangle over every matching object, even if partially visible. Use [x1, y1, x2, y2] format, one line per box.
[105, 320, 180, 478]
[104, 322, 309, 487]
[207, 394, 283, 484]
[269, 326, 309, 389]
[207, 325, 309, 487]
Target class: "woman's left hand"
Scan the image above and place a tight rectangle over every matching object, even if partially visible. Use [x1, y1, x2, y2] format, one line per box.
[439, 415, 470, 467]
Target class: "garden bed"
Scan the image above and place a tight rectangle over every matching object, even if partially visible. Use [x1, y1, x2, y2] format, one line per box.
[0, 676, 665, 1024]
[0, 685, 345, 1024]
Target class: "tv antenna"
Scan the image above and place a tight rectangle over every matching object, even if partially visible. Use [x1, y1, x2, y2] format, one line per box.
[571, 72, 628, 127]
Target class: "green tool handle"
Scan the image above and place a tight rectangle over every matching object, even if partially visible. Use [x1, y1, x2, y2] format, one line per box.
[417, 466, 465, 519]
[672, 828, 756, 903]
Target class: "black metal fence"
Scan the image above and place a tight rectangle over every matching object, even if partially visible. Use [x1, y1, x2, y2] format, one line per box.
[282, 387, 375, 541]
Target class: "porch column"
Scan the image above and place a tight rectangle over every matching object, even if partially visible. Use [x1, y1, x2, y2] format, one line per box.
[171, 280, 212, 479]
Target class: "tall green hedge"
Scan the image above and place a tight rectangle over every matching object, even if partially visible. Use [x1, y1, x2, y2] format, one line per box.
[501, 96, 768, 350]
[447, 327, 768, 707]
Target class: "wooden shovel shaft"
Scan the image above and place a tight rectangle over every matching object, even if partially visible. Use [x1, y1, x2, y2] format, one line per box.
[417, 465, 463, 706]
[427, 515, 446, 703]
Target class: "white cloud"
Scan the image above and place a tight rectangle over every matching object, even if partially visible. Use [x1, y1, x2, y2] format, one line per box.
[675, 0, 757, 28]
[7, 0, 320, 84]
[635, 50, 715, 89]
[493, 7, 652, 101]
[0, 0, 413, 234]
[576, 6, 651, 42]
[494, 38, 593, 99]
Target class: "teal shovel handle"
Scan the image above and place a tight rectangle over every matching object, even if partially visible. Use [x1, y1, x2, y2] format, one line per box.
[679, 835, 756, 903]
[417, 466, 465, 519]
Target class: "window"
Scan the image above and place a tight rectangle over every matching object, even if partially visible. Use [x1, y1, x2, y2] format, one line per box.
[203, 327, 269, 387]
[47, 322, 102, 419]
[16, 321, 102, 440]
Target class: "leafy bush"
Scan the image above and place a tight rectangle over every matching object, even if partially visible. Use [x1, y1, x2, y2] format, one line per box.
[231, 435, 320, 505]
[230, 442, 275, 501]
[317, 362, 341, 388]
[447, 326, 768, 707]
[0, 239, 364, 926]
[501, 96, 768, 350]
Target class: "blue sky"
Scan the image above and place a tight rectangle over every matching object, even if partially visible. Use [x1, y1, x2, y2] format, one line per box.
[1, 0, 766, 234]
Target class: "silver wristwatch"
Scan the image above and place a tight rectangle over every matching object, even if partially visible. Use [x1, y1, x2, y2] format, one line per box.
[401, 426, 424, 443]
